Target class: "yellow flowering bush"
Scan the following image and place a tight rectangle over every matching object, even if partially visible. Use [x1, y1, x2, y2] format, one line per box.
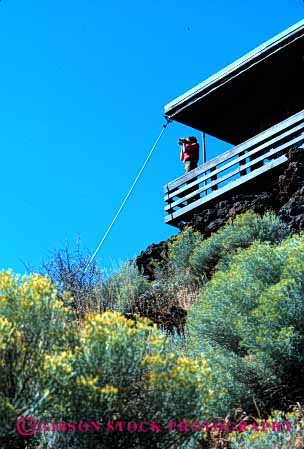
[228, 411, 304, 449]
[0, 270, 214, 449]
[0, 271, 75, 441]
[40, 311, 213, 449]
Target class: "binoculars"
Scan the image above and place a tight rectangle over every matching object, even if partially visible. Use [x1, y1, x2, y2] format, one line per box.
[178, 138, 188, 145]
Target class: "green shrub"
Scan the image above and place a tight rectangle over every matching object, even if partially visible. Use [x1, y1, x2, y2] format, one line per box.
[188, 234, 304, 412]
[99, 262, 150, 313]
[40, 311, 214, 449]
[189, 211, 289, 281]
[228, 410, 304, 449]
[167, 227, 204, 273]
[43, 247, 150, 316]
[0, 270, 215, 449]
[146, 228, 202, 323]
[0, 271, 75, 443]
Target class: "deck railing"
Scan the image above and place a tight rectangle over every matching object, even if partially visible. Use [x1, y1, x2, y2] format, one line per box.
[164, 110, 304, 226]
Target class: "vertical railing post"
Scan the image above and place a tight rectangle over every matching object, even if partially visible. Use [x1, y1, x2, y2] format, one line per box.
[239, 151, 247, 176]
[210, 165, 218, 191]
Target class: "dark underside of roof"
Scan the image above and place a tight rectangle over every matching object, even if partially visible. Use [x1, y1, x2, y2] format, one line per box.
[166, 33, 304, 145]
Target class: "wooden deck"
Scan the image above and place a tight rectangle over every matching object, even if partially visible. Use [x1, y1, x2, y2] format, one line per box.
[164, 110, 304, 227]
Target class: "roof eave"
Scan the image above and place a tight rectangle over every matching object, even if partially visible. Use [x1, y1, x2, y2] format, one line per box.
[164, 18, 304, 119]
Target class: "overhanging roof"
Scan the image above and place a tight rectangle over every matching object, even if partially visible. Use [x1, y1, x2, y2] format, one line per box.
[164, 19, 304, 144]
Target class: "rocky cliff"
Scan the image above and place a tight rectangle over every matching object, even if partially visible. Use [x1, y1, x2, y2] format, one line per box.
[136, 148, 304, 278]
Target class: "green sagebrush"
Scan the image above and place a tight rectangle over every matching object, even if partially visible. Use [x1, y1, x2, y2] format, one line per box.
[168, 211, 289, 284]
[228, 410, 304, 449]
[188, 233, 304, 413]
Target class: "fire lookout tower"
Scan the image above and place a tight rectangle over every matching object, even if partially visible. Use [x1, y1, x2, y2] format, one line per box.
[164, 20, 304, 227]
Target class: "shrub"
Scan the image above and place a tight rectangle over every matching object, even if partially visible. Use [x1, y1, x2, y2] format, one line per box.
[188, 234, 304, 413]
[134, 229, 203, 331]
[43, 247, 150, 316]
[189, 211, 290, 281]
[228, 410, 304, 449]
[167, 227, 204, 273]
[40, 311, 214, 449]
[42, 245, 103, 316]
[0, 270, 215, 449]
[0, 271, 75, 445]
[99, 262, 150, 313]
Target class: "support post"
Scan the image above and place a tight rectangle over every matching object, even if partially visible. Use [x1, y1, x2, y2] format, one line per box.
[201, 132, 207, 163]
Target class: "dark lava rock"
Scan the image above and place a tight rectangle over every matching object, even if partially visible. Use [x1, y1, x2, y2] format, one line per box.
[135, 148, 304, 278]
[135, 241, 168, 280]
[189, 148, 304, 236]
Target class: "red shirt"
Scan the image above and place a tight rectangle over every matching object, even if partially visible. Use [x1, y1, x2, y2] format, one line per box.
[181, 141, 199, 162]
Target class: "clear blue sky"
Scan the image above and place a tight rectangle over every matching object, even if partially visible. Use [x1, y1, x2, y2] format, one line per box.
[0, 0, 303, 273]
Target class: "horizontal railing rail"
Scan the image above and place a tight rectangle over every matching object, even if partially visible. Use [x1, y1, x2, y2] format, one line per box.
[164, 110, 304, 225]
